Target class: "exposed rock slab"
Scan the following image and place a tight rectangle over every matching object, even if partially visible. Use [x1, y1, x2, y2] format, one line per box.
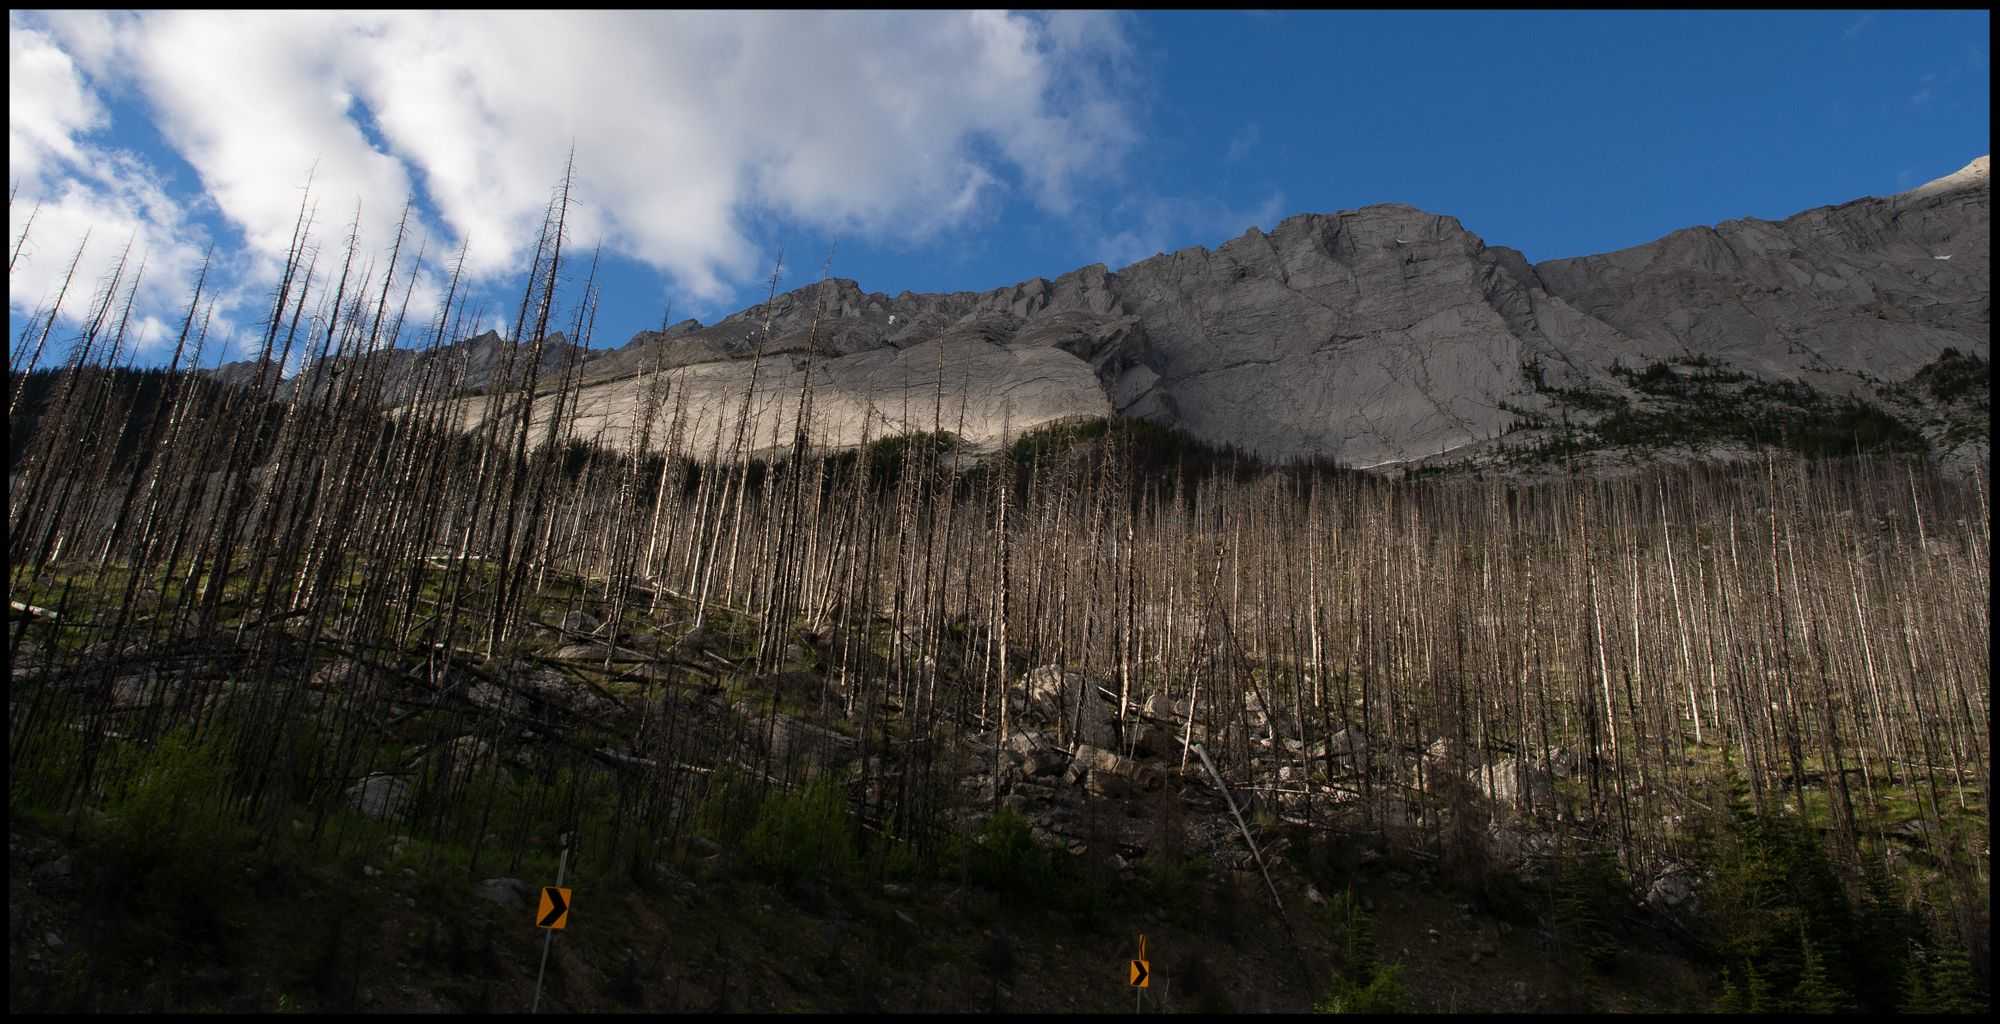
[310, 155, 1988, 469]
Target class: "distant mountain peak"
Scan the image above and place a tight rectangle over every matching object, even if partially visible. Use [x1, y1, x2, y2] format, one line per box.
[1904, 154, 1989, 199]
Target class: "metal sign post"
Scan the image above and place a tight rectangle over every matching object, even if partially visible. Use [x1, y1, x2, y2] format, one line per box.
[1133, 932, 1149, 1012]
[531, 834, 571, 1014]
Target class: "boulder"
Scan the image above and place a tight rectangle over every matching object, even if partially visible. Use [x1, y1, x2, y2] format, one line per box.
[1066, 743, 1133, 782]
[465, 680, 528, 717]
[1023, 665, 1062, 701]
[477, 877, 533, 912]
[1484, 823, 1527, 872]
[310, 659, 386, 701]
[1423, 737, 1465, 772]
[1533, 746, 1580, 779]
[1327, 727, 1368, 761]
[433, 735, 492, 786]
[524, 668, 621, 719]
[1006, 730, 1043, 761]
[30, 856, 72, 889]
[741, 705, 857, 767]
[109, 673, 159, 708]
[1083, 769, 1135, 800]
[1022, 666, 1118, 747]
[1128, 722, 1169, 759]
[348, 774, 412, 821]
[1022, 749, 1067, 779]
[1646, 863, 1699, 917]
[1133, 764, 1166, 792]
[507, 742, 549, 774]
[1467, 756, 1558, 812]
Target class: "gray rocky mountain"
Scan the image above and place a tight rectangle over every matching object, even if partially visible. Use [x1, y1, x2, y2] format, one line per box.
[245, 155, 1990, 469]
[1533, 155, 1988, 385]
[209, 329, 586, 408]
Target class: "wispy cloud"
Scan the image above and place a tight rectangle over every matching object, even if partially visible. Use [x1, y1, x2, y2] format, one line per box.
[1841, 14, 1873, 40]
[1909, 72, 1937, 108]
[1224, 122, 1261, 164]
[1093, 191, 1287, 271]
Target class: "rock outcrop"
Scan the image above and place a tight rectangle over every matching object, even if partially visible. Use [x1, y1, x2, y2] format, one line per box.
[212, 329, 588, 409]
[242, 155, 1989, 469]
[1533, 155, 1990, 384]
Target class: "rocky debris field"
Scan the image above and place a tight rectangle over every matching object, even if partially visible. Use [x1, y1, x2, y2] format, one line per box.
[8, 598, 1727, 1013]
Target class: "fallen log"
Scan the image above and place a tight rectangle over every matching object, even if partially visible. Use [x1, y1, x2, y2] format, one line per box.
[10, 601, 60, 621]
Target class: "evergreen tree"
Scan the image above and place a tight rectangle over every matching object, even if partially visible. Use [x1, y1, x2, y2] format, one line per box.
[1743, 961, 1773, 1014]
[1336, 886, 1378, 982]
[1714, 974, 1745, 1013]
[1927, 945, 1985, 1015]
[1789, 932, 1849, 1013]
[1553, 851, 1621, 973]
[1316, 963, 1408, 1014]
[1899, 946, 1936, 1015]
[1700, 806, 1858, 1002]
[1317, 887, 1405, 1013]
[1850, 854, 1919, 1014]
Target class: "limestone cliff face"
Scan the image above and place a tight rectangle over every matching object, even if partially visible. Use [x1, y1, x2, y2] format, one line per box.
[1533, 156, 1990, 384]
[294, 156, 1991, 468]
[1105, 206, 1606, 466]
[212, 329, 586, 409]
[524, 206, 1641, 466]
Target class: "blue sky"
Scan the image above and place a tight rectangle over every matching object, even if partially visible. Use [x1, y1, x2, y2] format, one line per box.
[8, 10, 1989, 369]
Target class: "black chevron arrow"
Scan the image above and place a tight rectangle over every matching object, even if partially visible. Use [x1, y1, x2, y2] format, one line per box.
[1130, 959, 1148, 987]
[539, 887, 569, 927]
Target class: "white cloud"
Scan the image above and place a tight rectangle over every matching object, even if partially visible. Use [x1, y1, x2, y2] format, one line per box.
[21, 10, 1142, 311]
[9, 24, 106, 184]
[1224, 123, 1261, 164]
[7, 143, 243, 363]
[9, 16, 269, 362]
[1094, 192, 1287, 272]
[1841, 15, 1873, 41]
